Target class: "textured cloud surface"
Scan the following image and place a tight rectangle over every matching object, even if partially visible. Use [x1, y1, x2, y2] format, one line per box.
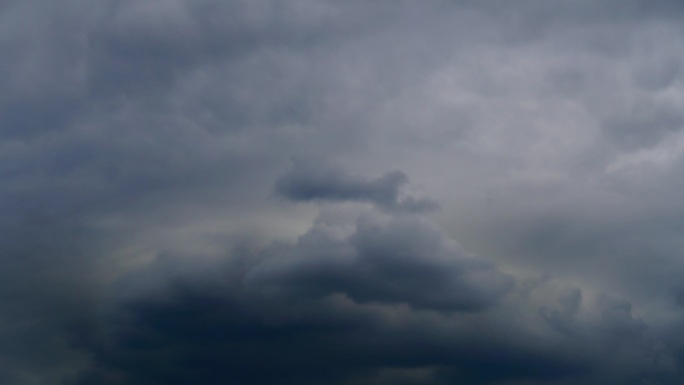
[275, 162, 438, 211]
[245, 212, 512, 311]
[3, 0, 684, 384]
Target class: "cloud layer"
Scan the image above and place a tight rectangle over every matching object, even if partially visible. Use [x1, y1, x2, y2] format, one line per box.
[3, 0, 684, 384]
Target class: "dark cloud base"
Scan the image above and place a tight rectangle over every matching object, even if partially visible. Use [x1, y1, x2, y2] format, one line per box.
[61, 208, 668, 385]
[275, 161, 438, 212]
[67, 286, 590, 385]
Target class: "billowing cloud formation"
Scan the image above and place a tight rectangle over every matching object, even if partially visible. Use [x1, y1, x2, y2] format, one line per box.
[4, 0, 684, 384]
[65, 218, 665, 385]
[246, 212, 512, 311]
[68, 278, 582, 385]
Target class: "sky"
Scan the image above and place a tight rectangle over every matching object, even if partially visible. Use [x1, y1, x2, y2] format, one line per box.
[3, 0, 684, 384]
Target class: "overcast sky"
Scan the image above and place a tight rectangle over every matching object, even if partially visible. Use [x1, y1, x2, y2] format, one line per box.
[4, 1, 684, 384]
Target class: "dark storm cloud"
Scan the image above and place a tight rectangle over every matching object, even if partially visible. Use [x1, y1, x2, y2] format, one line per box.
[0, 0, 360, 224]
[67, 280, 587, 385]
[63, 236, 576, 385]
[246, 212, 512, 311]
[0, 1, 357, 382]
[64, 234, 669, 385]
[3, 0, 684, 384]
[275, 162, 438, 211]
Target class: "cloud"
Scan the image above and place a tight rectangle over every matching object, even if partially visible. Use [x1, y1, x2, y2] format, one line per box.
[63, 229, 668, 385]
[246, 211, 513, 312]
[66, 281, 587, 385]
[275, 162, 438, 212]
[3, 0, 684, 384]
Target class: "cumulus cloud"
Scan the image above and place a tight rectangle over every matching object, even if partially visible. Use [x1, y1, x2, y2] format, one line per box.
[246, 211, 512, 311]
[63, 228, 668, 385]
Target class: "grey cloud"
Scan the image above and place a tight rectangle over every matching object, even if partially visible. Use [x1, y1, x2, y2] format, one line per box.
[597, 92, 684, 150]
[66, 282, 587, 385]
[4, 0, 684, 384]
[246, 212, 512, 312]
[63, 245, 671, 385]
[275, 162, 438, 212]
[0, 217, 113, 385]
